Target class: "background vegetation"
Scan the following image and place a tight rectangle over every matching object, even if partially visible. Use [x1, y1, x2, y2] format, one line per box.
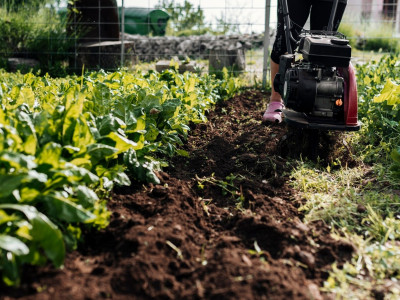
[0, 0, 398, 77]
[0, 1, 73, 76]
[156, 0, 207, 36]
[339, 21, 400, 53]
[0, 0, 54, 11]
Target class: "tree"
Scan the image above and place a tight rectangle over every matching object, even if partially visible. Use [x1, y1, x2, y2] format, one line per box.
[215, 13, 241, 35]
[156, 0, 206, 35]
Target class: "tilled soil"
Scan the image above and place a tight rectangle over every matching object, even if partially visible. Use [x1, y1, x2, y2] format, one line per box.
[1, 90, 355, 300]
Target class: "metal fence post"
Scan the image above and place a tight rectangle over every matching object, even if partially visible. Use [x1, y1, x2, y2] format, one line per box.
[396, 0, 400, 34]
[121, 0, 125, 67]
[262, 0, 271, 88]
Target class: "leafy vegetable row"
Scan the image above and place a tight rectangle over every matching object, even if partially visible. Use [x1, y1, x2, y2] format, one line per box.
[0, 68, 241, 285]
[355, 54, 400, 175]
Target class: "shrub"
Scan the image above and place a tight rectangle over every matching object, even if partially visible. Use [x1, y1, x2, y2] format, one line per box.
[355, 54, 400, 163]
[0, 8, 35, 57]
[0, 6, 73, 76]
[358, 22, 399, 53]
[339, 20, 399, 53]
[26, 9, 75, 76]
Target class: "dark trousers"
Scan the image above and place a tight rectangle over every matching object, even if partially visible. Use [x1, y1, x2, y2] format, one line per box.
[271, 0, 348, 63]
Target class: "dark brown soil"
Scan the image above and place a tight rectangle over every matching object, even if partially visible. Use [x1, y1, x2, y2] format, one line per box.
[0, 90, 355, 300]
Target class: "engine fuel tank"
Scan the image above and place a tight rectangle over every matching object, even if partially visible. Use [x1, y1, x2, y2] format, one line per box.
[299, 36, 351, 67]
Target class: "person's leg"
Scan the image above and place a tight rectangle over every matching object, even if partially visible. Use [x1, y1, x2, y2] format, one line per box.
[264, 0, 311, 123]
[270, 60, 281, 102]
[310, 0, 347, 31]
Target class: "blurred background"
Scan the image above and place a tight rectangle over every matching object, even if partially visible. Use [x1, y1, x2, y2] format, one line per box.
[0, 0, 399, 83]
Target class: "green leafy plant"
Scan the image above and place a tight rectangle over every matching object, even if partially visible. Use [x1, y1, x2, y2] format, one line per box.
[0, 204, 65, 286]
[355, 54, 400, 165]
[0, 66, 242, 286]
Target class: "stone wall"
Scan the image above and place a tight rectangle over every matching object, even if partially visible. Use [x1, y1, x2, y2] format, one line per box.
[123, 33, 271, 62]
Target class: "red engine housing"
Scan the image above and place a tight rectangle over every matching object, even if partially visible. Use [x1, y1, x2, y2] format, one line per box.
[341, 63, 359, 127]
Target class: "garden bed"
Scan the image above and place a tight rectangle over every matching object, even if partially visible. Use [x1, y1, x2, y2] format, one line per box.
[0, 90, 355, 300]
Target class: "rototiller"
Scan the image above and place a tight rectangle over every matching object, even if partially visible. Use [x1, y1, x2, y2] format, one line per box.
[273, 0, 361, 131]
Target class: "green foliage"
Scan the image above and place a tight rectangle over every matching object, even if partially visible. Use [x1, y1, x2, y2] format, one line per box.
[291, 160, 400, 299]
[338, 22, 359, 48]
[26, 10, 74, 76]
[0, 5, 72, 76]
[360, 23, 399, 53]
[0, 8, 35, 57]
[156, 0, 207, 35]
[0, 67, 241, 286]
[175, 27, 211, 37]
[338, 21, 399, 53]
[355, 54, 400, 164]
[0, 204, 65, 286]
[323, 233, 400, 299]
[0, 0, 53, 12]
[155, 0, 239, 36]
[214, 12, 241, 35]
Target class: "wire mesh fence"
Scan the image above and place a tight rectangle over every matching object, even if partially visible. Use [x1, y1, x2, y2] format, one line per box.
[0, 0, 399, 82]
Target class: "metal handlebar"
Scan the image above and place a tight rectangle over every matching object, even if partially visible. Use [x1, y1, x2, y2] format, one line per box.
[327, 0, 340, 32]
[281, 0, 293, 54]
[280, 0, 341, 54]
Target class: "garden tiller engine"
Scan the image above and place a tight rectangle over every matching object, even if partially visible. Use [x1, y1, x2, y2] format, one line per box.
[273, 0, 360, 131]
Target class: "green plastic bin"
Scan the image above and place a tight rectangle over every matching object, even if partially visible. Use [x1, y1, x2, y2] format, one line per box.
[119, 7, 170, 36]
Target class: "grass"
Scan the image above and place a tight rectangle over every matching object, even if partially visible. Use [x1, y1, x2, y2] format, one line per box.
[323, 233, 400, 299]
[290, 157, 400, 299]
